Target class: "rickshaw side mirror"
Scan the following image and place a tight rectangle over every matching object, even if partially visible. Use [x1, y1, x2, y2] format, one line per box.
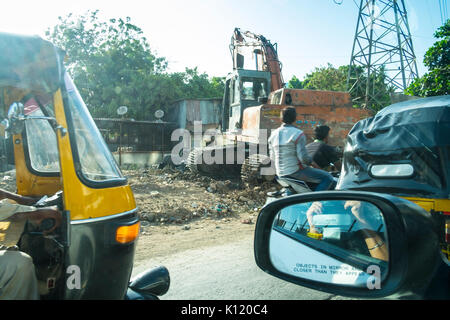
[254, 191, 443, 299]
[6, 102, 25, 136]
[5, 101, 61, 136]
[0, 119, 10, 139]
[8, 102, 25, 120]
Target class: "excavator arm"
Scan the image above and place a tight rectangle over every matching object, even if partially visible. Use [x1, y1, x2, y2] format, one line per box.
[230, 28, 284, 92]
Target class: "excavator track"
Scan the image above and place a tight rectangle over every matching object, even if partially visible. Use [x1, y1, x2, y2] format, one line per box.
[186, 148, 201, 174]
[186, 146, 242, 179]
[240, 154, 274, 188]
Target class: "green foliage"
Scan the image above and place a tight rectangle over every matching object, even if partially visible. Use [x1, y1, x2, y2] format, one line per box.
[46, 11, 224, 120]
[287, 75, 303, 89]
[174, 68, 225, 99]
[288, 63, 393, 111]
[302, 63, 347, 92]
[406, 19, 450, 97]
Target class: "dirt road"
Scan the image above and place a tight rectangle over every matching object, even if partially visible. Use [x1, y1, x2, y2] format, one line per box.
[132, 232, 343, 300]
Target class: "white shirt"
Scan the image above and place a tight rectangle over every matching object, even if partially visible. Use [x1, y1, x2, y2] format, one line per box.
[268, 124, 313, 176]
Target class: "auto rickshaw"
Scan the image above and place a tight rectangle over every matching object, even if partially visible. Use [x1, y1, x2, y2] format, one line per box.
[0, 32, 169, 299]
[336, 95, 450, 263]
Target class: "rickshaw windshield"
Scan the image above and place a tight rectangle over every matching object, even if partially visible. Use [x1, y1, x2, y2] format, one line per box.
[64, 73, 124, 184]
[24, 94, 60, 174]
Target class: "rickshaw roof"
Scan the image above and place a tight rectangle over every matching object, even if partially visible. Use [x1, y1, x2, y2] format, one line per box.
[348, 95, 450, 150]
[0, 32, 65, 94]
[377, 95, 450, 117]
[339, 95, 450, 198]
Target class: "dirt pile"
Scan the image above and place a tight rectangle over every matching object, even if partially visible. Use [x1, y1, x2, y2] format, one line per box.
[124, 167, 278, 226]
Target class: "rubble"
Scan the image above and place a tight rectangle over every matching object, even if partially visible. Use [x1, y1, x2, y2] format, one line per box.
[241, 219, 253, 225]
[0, 167, 278, 229]
[0, 171, 16, 191]
[124, 167, 278, 227]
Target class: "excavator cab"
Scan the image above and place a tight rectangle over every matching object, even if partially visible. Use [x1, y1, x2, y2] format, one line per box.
[221, 69, 271, 131]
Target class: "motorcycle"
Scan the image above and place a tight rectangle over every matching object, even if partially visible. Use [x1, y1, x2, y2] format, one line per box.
[266, 164, 340, 204]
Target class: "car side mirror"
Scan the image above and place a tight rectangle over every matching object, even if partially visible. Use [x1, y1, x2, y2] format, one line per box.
[254, 191, 442, 299]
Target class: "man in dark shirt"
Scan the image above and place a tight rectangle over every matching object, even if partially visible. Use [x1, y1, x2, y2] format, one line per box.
[306, 125, 342, 171]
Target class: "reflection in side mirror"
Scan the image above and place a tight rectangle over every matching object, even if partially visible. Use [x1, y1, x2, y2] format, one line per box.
[0, 119, 10, 139]
[5, 102, 58, 137]
[6, 102, 25, 135]
[270, 200, 388, 287]
[254, 191, 442, 299]
[8, 102, 25, 120]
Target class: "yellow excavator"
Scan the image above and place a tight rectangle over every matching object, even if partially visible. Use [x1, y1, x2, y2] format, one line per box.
[187, 28, 372, 184]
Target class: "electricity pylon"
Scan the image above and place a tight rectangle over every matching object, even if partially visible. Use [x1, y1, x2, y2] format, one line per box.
[347, 0, 419, 109]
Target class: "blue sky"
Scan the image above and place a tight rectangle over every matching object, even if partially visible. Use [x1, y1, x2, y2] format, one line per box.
[0, 0, 447, 82]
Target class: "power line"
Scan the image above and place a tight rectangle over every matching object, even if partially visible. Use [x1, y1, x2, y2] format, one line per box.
[425, 0, 437, 30]
[444, 0, 447, 22]
[439, 0, 449, 24]
[444, 0, 449, 21]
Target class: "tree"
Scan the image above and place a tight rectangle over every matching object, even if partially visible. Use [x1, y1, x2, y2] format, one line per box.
[406, 19, 450, 97]
[46, 11, 225, 120]
[302, 63, 347, 92]
[46, 10, 168, 119]
[210, 76, 226, 98]
[175, 68, 224, 99]
[287, 75, 303, 89]
[288, 64, 393, 111]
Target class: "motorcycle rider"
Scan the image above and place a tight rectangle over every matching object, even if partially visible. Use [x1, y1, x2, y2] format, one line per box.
[268, 107, 335, 191]
[306, 125, 342, 171]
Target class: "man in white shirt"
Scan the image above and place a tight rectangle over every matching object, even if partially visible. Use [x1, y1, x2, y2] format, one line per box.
[268, 107, 335, 191]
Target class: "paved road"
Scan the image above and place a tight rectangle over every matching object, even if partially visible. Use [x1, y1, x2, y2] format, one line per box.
[132, 234, 350, 300]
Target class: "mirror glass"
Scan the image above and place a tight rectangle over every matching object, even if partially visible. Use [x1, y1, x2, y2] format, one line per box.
[6, 102, 25, 135]
[7, 102, 24, 120]
[269, 200, 389, 287]
[370, 164, 414, 178]
[0, 119, 9, 138]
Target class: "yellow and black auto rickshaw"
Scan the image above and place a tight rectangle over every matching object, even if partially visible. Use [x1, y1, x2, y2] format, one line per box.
[336, 95, 450, 263]
[0, 32, 169, 299]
